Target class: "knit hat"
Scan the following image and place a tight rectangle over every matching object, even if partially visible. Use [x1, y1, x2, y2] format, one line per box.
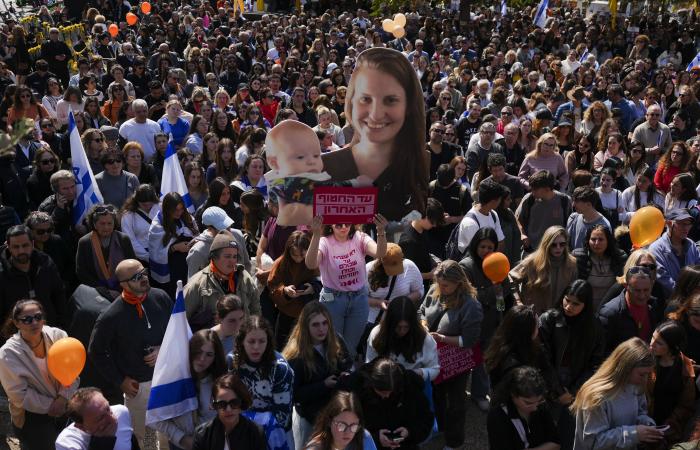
[209, 230, 238, 256]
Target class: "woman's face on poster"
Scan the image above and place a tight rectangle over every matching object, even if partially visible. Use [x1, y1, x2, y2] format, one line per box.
[349, 67, 407, 146]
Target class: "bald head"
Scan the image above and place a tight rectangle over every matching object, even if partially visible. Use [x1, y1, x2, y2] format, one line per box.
[265, 120, 323, 177]
[116, 259, 144, 282]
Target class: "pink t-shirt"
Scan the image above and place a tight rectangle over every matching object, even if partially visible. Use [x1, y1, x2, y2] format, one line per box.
[318, 232, 373, 292]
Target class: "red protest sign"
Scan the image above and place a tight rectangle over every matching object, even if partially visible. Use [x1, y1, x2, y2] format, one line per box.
[313, 186, 378, 224]
[433, 342, 483, 384]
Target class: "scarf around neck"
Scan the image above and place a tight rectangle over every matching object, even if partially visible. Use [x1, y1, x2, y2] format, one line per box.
[210, 260, 235, 293]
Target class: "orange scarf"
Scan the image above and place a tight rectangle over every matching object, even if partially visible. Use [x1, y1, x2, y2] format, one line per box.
[90, 231, 113, 282]
[210, 261, 235, 293]
[122, 289, 147, 318]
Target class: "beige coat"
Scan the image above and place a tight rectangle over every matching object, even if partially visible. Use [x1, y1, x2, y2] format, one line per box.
[0, 326, 79, 428]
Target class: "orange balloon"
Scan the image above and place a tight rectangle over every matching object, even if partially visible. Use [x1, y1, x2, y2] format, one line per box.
[47, 337, 85, 387]
[108, 23, 119, 37]
[630, 206, 665, 248]
[126, 12, 138, 26]
[140, 1, 151, 14]
[482, 252, 510, 284]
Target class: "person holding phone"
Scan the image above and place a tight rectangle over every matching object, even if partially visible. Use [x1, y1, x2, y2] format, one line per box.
[647, 321, 696, 448]
[349, 357, 434, 450]
[283, 302, 353, 450]
[571, 337, 665, 449]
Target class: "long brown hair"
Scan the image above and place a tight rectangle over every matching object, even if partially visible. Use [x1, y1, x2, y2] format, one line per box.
[306, 391, 366, 450]
[282, 302, 344, 377]
[275, 231, 314, 281]
[161, 192, 197, 245]
[189, 329, 227, 380]
[233, 315, 276, 376]
[345, 48, 428, 214]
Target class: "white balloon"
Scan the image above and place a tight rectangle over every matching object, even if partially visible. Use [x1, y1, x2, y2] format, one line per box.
[382, 18, 395, 32]
[392, 26, 406, 39]
[394, 13, 406, 27]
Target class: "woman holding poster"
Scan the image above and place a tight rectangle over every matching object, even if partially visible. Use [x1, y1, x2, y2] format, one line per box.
[305, 214, 388, 359]
[419, 261, 483, 450]
[321, 47, 429, 222]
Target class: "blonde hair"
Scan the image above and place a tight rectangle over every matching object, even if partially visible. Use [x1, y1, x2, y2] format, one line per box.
[282, 302, 343, 376]
[615, 248, 655, 285]
[571, 337, 653, 412]
[432, 260, 477, 309]
[522, 226, 576, 291]
[528, 132, 558, 159]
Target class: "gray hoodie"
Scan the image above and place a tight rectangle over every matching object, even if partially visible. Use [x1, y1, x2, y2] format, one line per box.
[186, 229, 251, 279]
[573, 384, 655, 449]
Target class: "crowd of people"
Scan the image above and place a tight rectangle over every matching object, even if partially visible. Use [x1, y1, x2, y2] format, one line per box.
[0, 0, 699, 449]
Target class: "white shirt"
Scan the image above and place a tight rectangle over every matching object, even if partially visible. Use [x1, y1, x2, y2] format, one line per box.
[118, 119, 161, 162]
[619, 186, 665, 224]
[457, 207, 505, 252]
[121, 205, 161, 261]
[365, 259, 424, 323]
[365, 325, 440, 381]
[56, 405, 133, 450]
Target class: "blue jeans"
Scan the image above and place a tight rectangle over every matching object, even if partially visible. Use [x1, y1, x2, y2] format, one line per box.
[319, 286, 369, 359]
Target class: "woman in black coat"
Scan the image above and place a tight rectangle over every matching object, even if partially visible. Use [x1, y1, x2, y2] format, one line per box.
[192, 373, 267, 450]
[487, 366, 560, 450]
[281, 301, 353, 449]
[538, 279, 604, 449]
[350, 358, 434, 450]
[26, 147, 59, 208]
[459, 227, 515, 410]
[571, 224, 627, 311]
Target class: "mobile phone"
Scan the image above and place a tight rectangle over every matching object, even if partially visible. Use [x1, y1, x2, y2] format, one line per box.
[385, 430, 401, 441]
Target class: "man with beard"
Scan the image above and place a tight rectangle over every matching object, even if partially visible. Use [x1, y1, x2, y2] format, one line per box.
[0, 225, 66, 328]
[88, 259, 171, 449]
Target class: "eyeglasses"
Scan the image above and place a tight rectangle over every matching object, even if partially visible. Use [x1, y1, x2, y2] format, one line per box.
[212, 398, 242, 410]
[32, 227, 53, 235]
[17, 313, 44, 324]
[119, 268, 149, 283]
[249, 111, 259, 115]
[105, 158, 123, 165]
[628, 266, 652, 276]
[40, 158, 56, 165]
[638, 263, 657, 271]
[501, 111, 513, 116]
[333, 421, 360, 433]
[333, 223, 351, 228]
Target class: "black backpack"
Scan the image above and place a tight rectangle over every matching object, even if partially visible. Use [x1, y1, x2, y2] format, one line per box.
[444, 210, 497, 261]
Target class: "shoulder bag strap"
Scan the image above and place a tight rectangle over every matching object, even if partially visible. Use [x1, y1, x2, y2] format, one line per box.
[374, 275, 398, 324]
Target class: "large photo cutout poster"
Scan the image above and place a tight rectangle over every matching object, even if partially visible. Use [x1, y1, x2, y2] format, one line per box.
[264, 47, 428, 226]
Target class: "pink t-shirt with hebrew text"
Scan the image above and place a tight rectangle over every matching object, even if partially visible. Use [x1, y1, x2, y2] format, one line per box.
[318, 232, 373, 292]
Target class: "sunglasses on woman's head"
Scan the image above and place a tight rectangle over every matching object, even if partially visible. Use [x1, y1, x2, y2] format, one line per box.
[212, 398, 242, 410]
[18, 313, 44, 324]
